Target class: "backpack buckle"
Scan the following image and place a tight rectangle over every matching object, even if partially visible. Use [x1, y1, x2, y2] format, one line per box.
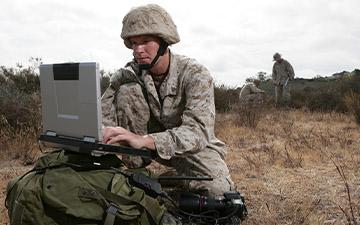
[104, 203, 119, 225]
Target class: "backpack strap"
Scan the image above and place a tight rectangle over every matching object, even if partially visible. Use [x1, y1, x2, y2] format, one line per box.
[94, 185, 165, 225]
[104, 203, 120, 225]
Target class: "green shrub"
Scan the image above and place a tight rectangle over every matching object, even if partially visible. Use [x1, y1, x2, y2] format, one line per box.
[214, 83, 239, 112]
[290, 74, 360, 112]
[0, 57, 41, 94]
[307, 91, 344, 112]
[0, 60, 42, 128]
[0, 84, 41, 128]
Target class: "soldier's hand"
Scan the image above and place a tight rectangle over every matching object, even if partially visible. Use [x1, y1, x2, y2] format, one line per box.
[103, 126, 156, 150]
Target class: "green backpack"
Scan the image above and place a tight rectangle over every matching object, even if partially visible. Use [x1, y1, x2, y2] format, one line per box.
[6, 150, 169, 225]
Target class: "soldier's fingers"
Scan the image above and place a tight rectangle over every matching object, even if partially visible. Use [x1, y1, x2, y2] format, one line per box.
[103, 126, 126, 140]
[103, 127, 116, 143]
[103, 126, 116, 135]
[107, 134, 127, 145]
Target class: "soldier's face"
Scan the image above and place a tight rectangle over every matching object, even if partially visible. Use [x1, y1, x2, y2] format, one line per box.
[129, 35, 161, 65]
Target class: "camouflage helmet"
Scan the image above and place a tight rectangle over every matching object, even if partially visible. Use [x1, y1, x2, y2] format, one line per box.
[273, 52, 281, 61]
[121, 4, 180, 49]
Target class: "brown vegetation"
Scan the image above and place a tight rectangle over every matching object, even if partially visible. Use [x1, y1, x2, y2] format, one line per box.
[216, 109, 360, 225]
[344, 90, 360, 125]
[1, 109, 360, 224]
[1, 63, 360, 224]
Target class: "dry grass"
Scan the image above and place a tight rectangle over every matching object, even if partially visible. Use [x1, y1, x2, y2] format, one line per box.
[344, 90, 360, 125]
[216, 108, 360, 225]
[1, 108, 360, 224]
[0, 117, 41, 165]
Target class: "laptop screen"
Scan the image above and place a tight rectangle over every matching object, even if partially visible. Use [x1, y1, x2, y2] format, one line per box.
[39, 62, 103, 142]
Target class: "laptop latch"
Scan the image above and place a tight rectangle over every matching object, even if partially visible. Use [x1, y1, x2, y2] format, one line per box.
[45, 131, 57, 137]
[83, 136, 96, 143]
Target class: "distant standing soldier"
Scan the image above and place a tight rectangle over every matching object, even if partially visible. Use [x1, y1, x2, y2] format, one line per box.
[272, 52, 295, 106]
[239, 79, 265, 105]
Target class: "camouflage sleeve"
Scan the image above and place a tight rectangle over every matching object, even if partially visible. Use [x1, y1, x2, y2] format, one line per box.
[101, 67, 141, 127]
[101, 83, 118, 127]
[286, 61, 295, 79]
[250, 84, 265, 93]
[272, 64, 277, 81]
[101, 70, 125, 127]
[149, 65, 216, 160]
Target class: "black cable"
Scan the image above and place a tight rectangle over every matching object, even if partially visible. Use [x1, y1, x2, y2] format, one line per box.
[109, 166, 242, 224]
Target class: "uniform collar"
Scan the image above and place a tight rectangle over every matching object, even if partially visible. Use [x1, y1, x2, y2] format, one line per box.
[140, 50, 179, 98]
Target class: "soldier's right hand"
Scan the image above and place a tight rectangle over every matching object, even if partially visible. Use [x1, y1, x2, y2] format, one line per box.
[103, 126, 156, 151]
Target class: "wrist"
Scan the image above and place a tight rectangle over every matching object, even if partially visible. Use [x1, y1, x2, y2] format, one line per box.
[142, 135, 156, 151]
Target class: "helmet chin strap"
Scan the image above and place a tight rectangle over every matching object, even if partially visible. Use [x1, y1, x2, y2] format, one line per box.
[138, 40, 169, 72]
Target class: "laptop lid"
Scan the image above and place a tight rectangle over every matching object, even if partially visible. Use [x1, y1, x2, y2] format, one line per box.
[39, 62, 103, 142]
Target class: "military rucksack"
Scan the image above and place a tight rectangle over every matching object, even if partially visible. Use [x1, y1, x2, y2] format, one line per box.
[5, 149, 169, 225]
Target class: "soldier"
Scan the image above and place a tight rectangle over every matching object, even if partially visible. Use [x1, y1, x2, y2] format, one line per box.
[272, 52, 295, 106]
[101, 4, 234, 197]
[239, 79, 265, 105]
[0, 73, 6, 82]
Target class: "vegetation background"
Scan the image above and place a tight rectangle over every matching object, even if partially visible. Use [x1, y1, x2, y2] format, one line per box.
[1, 59, 359, 224]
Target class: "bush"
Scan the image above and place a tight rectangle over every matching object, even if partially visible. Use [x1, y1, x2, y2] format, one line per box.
[214, 83, 239, 112]
[0, 67, 41, 129]
[235, 95, 269, 128]
[289, 77, 360, 112]
[236, 105, 263, 128]
[0, 58, 41, 94]
[0, 59, 43, 163]
[0, 85, 41, 128]
[344, 90, 360, 125]
[307, 90, 345, 112]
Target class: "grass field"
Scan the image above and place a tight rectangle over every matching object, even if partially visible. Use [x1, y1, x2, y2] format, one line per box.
[216, 109, 360, 225]
[1, 108, 360, 224]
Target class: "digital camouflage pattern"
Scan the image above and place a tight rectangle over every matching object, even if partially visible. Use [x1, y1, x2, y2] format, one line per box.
[102, 51, 234, 196]
[272, 59, 295, 85]
[239, 82, 265, 106]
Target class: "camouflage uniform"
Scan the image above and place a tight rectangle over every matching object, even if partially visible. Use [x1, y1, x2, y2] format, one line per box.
[239, 82, 264, 106]
[272, 57, 295, 105]
[102, 51, 234, 196]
